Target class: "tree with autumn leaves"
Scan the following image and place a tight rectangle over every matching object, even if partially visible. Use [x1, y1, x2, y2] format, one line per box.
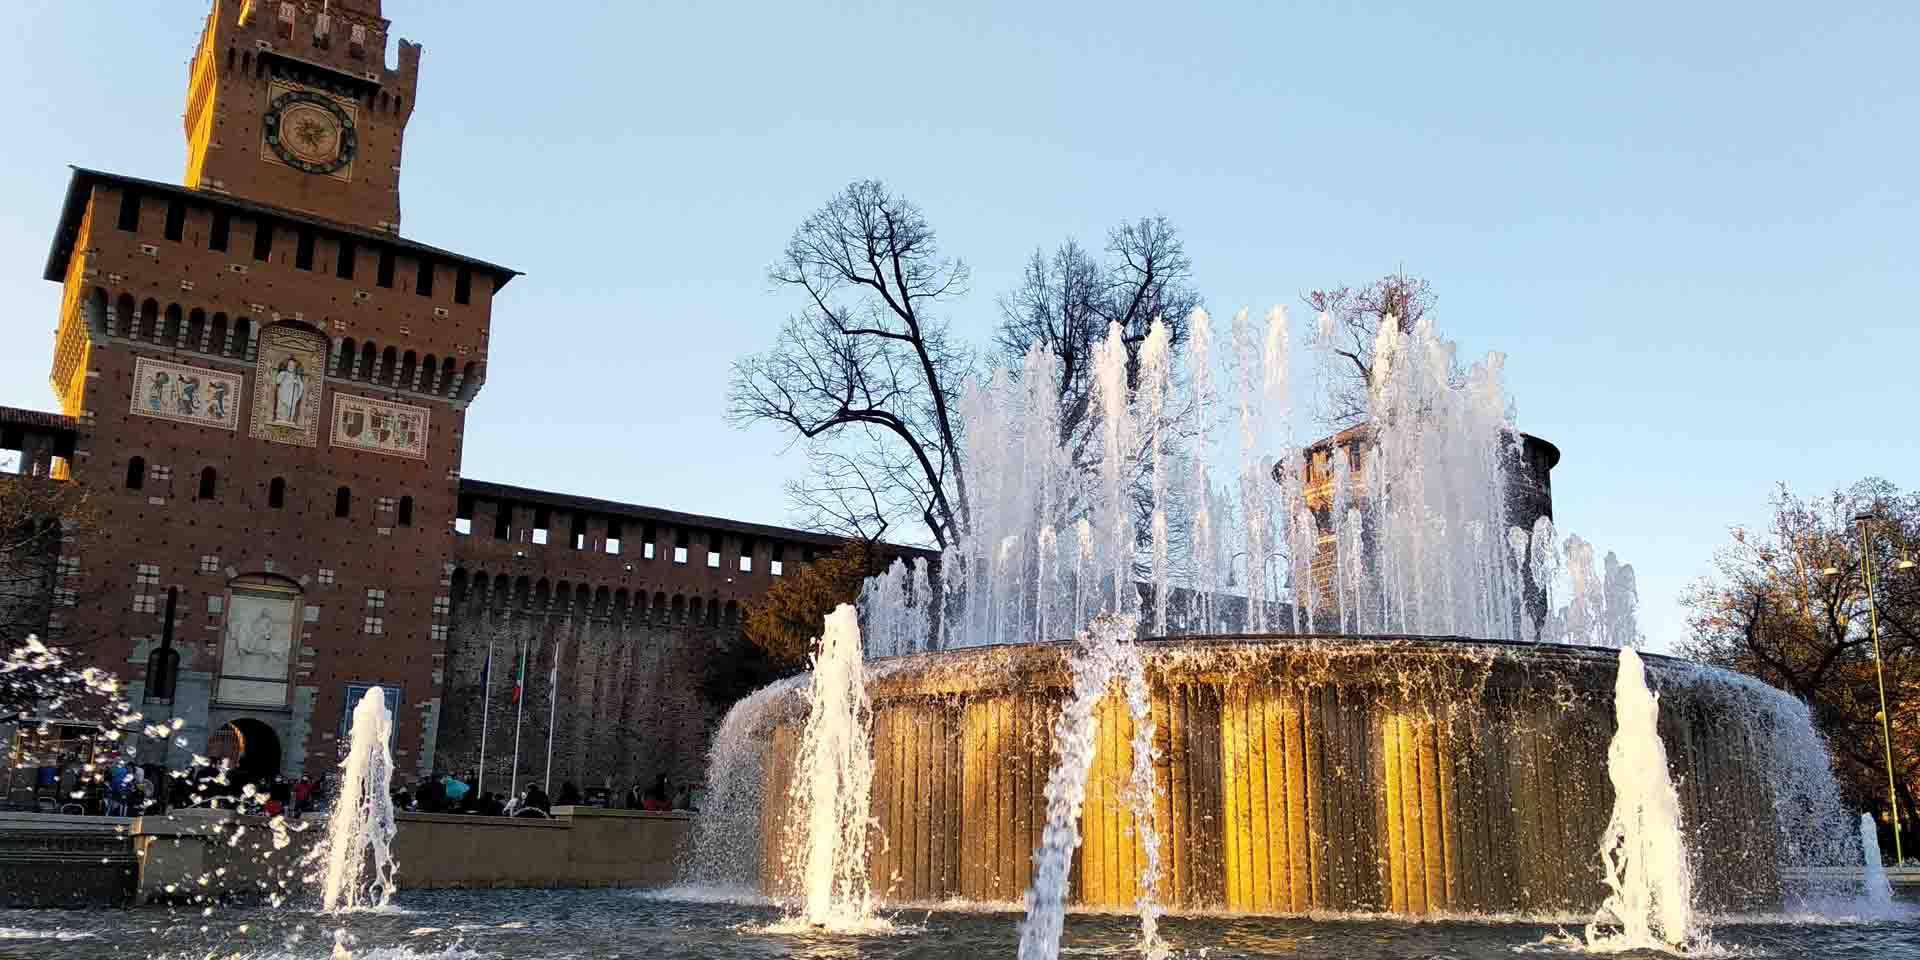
[1680, 478, 1918, 842]
[700, 541, 898, 707]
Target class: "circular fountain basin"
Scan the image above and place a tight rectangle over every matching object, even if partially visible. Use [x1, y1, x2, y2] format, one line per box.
[756, 635, 1805, 917]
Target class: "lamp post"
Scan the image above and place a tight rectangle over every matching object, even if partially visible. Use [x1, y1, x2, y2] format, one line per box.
[1853, 510, 1904, 864]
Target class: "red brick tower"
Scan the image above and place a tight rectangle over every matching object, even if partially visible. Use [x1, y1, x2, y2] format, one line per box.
[36, 0, 514, 784]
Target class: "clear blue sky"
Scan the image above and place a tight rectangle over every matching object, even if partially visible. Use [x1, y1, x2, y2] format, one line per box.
[3, 1, 1915, 651]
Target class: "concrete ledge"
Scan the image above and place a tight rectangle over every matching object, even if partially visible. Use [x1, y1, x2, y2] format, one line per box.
[550, 805, 694, 821]
[398, 811, 568, 829]
[126, 805, 693, 903]
[0, 810, 133, 834]
[1784, 865, 1920, 888]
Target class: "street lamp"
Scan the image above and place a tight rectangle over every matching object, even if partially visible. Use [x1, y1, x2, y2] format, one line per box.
[1854, 510, 1904, 865]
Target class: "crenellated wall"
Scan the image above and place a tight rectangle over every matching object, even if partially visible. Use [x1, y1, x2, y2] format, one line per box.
[439, 483, 935, 798]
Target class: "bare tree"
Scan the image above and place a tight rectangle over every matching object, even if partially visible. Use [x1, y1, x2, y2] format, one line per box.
[995, 217, 1201, 448]
[1304, 272, 1437, 429]
[1680, 479, 1919, 827]
[994, 219, 1202, 565]
[728, 180, 973, 548]
[0, 476, 99, 717]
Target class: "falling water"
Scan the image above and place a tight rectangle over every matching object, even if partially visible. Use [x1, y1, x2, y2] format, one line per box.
[1095, 322, 1137, 617]
[1121, 637, 1166, 959]
[858, 557, 934, 658]
[860, 308, 1638, 656]
[1015, 615, 1147, 960]
[1187, 308, 1218, 637]
[681, 673, 807, 892]
[784, 604, 876, 929]
[1859, 813, 1896, 914]
[1140, 319, 1173, 637]
[1232, 309, 1270, 634]
[314, 687, 398, 914]
[1587, 649, 1696, 951]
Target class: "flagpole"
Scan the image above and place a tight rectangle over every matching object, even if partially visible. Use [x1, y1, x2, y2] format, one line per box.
[543, 632, 560, 796]
[476, 620, 494, 798]
[508, 626, 526, 800]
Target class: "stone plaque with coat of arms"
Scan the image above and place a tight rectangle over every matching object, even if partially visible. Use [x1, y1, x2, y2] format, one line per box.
[332, 393, 429, 460]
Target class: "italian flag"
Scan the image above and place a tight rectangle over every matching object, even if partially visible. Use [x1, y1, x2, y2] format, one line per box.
[510, 639, 528, 705]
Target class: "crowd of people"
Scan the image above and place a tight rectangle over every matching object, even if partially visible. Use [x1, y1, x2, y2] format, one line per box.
[389, 772, 698, 819]
[58, 762, 336, 819]
[25, 756, 700, 824]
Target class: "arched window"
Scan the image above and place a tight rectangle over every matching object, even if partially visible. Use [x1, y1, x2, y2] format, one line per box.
[335, 486, 352, 518]
[397, 495, 413, 526]
[198, 467, 217, 500]
[268, 477, 286, 508]
[125, 457, 145, 490]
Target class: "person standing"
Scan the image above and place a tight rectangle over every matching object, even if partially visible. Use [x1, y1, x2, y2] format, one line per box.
[292, 775, 314, 817]
[105, 761, 131, 817]
[642, 774, 669, 812]
[443, 772, 471, 808]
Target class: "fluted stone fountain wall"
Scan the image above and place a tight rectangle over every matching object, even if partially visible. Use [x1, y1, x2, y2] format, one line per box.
[756, 638, 1789, 916]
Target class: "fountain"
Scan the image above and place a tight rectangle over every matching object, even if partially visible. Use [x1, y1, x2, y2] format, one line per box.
[1862, 814, 1896, 914]
[1587, 648, 1695, 950]
[313, 687, 399, 914]
[1015, 615, 1161, 960]
[685, 310, 1881, 932]
[785, 604, 877, 929]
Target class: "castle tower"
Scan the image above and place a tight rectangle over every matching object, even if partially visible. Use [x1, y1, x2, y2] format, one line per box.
[184, 0, 418, 231]
[34, 0, 514, 784]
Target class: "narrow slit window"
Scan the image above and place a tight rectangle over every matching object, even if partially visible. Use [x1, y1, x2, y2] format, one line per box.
[414, 258, 434, 297]
[117, 191, 140, 231]
[164, 199, 186, 242]
[454, 266, 472, 305]
[209, 210, 230, 251]
[335, 485, 352, 518]
[269, 477, 285, 508]
[252, 220, 274, 262]
[398, 495, 413, 526]
[377, 248, 395, 288]
[335, 237, 356, 279]
[294, 230, 315, 270]
[126, 457, 146, 490]
[197, 467, 217, 500]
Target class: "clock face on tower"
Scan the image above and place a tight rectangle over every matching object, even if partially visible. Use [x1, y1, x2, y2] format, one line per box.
[262, 90, 358, 176]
